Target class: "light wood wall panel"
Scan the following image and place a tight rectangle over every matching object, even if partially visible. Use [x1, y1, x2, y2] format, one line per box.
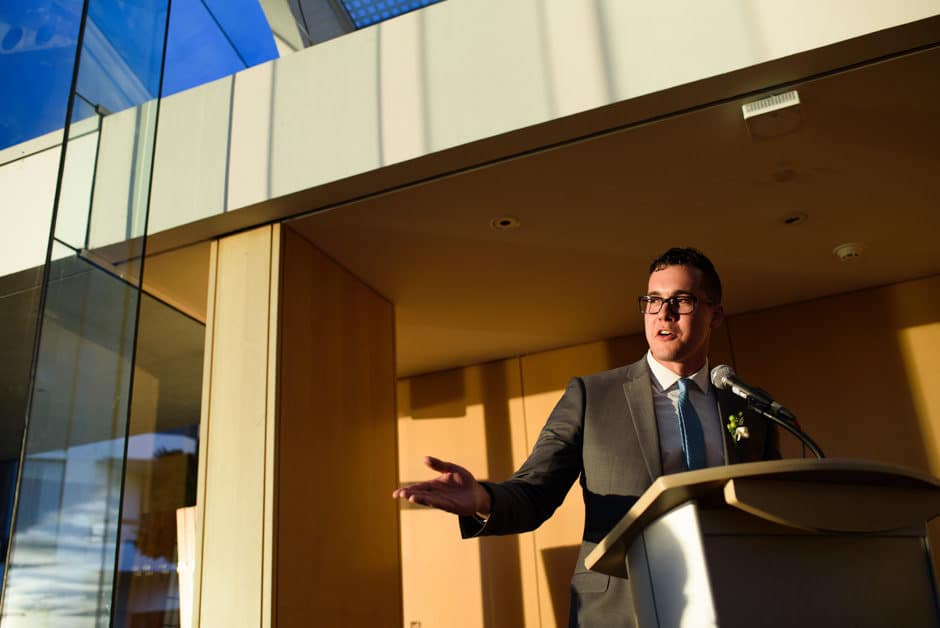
[276, 226, 401, 627]
[728, 275, 940, 468]
[195, 225, 278, 628]
[397, 359, 538, 628]
[195, 224, 401, 627]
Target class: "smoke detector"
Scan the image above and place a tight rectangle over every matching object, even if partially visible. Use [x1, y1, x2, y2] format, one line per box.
[832, 242, 864, 262]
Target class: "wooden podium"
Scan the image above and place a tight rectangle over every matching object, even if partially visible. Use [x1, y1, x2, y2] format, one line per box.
[585, 459, 940, 627]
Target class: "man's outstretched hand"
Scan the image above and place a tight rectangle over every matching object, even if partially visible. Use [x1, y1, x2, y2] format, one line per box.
[392, 456, 492, 517]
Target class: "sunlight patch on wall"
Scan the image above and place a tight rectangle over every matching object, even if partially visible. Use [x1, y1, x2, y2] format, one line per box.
[897, 321, 940, 475]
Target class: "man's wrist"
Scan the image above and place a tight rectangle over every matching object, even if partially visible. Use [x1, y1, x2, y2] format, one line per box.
[474, 481, 493, 516]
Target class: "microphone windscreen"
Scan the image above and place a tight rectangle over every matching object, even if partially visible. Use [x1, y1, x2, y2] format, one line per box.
[710, 364, 735, 390]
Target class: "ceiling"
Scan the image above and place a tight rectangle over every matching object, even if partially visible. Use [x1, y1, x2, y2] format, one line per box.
[286, 44, 940, 377]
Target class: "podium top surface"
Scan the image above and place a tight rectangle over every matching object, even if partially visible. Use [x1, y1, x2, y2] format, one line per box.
[585, 458, 940, 577]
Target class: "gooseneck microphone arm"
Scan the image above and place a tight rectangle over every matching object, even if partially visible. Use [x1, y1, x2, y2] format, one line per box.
[711, 364, 826, 459]
[746, 398, 825, 459]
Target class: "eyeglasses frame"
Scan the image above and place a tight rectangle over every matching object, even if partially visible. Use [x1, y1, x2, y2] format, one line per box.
[637, 294, 714, 315]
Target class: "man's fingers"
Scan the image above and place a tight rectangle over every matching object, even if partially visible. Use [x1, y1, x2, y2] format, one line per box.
[405, 491, 465, 514]
[424, 455, 455, 474]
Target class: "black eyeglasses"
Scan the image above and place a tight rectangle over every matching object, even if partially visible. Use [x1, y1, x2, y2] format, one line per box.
[638, 295, 704, 315]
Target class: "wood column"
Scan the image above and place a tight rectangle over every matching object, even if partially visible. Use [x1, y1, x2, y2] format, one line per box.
[193, 224, 401, 627]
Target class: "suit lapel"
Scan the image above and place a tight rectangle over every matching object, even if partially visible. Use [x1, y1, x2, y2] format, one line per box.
[715, 387, 741, 465]
[623, 359, 661, 482]
[716, 388, 772, 463]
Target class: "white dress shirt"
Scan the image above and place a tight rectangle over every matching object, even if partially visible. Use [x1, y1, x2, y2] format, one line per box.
[646, 351, 726, 474]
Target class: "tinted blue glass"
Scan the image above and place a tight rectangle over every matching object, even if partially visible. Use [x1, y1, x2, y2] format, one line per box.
[162, 0, 277, 96]
[339, 0, 442, 28]
[74, 0, 169, 117]
[202, 0, 278, 67]
[163, 0, 246, 95]
[0, 0, 81, 148]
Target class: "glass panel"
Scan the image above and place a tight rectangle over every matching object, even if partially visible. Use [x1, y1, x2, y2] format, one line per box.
[0, 115, 64, 596]
[54, 0, 170, 254]
[338, 0, 444, 29]
[110, 294, 204, 628]
[1, 0, 171, 624]
[1, 243, 142, 627]
[0, 0, 78, 606]
[0, 266, 45, 593]
[163, 0, 277, 96]
[0, 0, 82, 150]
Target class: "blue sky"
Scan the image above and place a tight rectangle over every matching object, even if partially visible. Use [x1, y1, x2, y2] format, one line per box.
[0, 0, 278, 150]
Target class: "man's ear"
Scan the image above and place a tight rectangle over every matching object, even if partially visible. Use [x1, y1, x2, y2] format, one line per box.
[710, 304, 725, 329]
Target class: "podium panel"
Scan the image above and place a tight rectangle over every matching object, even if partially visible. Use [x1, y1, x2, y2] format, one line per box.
[587, 460, 940, 628]
[628, 501, 938, 627]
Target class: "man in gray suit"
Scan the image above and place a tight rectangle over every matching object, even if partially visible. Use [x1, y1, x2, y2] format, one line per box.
[393, 247, 779, 627]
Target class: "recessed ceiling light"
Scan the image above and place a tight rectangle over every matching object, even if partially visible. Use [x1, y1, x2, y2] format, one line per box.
[780, 212, 808, 226]
[833, 242, 864, 262]
[490, 216, 521, 230]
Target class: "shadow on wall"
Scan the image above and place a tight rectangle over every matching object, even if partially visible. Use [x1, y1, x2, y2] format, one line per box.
[478, 360, 525, 628]
[409, 367, 467, 418]
[728, 276, 940, 589]
[727, 276, 939, 471]
[541, 545, 581, 627]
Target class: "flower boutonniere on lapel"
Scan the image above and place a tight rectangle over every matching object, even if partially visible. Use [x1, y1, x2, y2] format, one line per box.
[726, 411, 750, 443]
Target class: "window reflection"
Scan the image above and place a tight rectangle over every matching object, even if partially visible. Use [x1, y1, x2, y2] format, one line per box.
[110, 293, 204, 628]
[0, 267, 44, 591]
[1, 251, 141, 627]
[0, 260, 204, 628]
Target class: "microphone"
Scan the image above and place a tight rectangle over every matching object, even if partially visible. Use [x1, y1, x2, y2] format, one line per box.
[710, 364, 796, 422]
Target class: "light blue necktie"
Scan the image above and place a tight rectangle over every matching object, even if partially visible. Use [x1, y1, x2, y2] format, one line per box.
[677, 378, 706, 471]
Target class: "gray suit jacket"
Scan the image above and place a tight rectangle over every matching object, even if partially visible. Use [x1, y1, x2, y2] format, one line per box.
[461, 357, 780, 628]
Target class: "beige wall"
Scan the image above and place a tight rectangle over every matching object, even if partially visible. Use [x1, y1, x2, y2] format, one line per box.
[397, 273, 940, 627]
[195, 226, 279, 628]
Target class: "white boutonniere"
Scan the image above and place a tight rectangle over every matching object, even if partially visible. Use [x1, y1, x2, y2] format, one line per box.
[727, 411, 750, 442]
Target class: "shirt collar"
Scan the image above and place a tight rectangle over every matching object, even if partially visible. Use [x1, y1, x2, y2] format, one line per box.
[646, 350, 710, 393]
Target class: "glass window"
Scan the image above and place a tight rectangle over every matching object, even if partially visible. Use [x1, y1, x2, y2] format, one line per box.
[338, 0, 443, 29]
[110, 293, 205, 628]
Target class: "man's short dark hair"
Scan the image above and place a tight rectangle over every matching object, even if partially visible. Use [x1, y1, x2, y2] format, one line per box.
[648, 247, 722, 304]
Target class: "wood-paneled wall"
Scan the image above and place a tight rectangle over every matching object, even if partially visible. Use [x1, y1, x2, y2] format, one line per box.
[275, 226, 401, 627]
[397, 274, 940, 627]
[195, 226, 278, 628]
[194, 225, 401, 627]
